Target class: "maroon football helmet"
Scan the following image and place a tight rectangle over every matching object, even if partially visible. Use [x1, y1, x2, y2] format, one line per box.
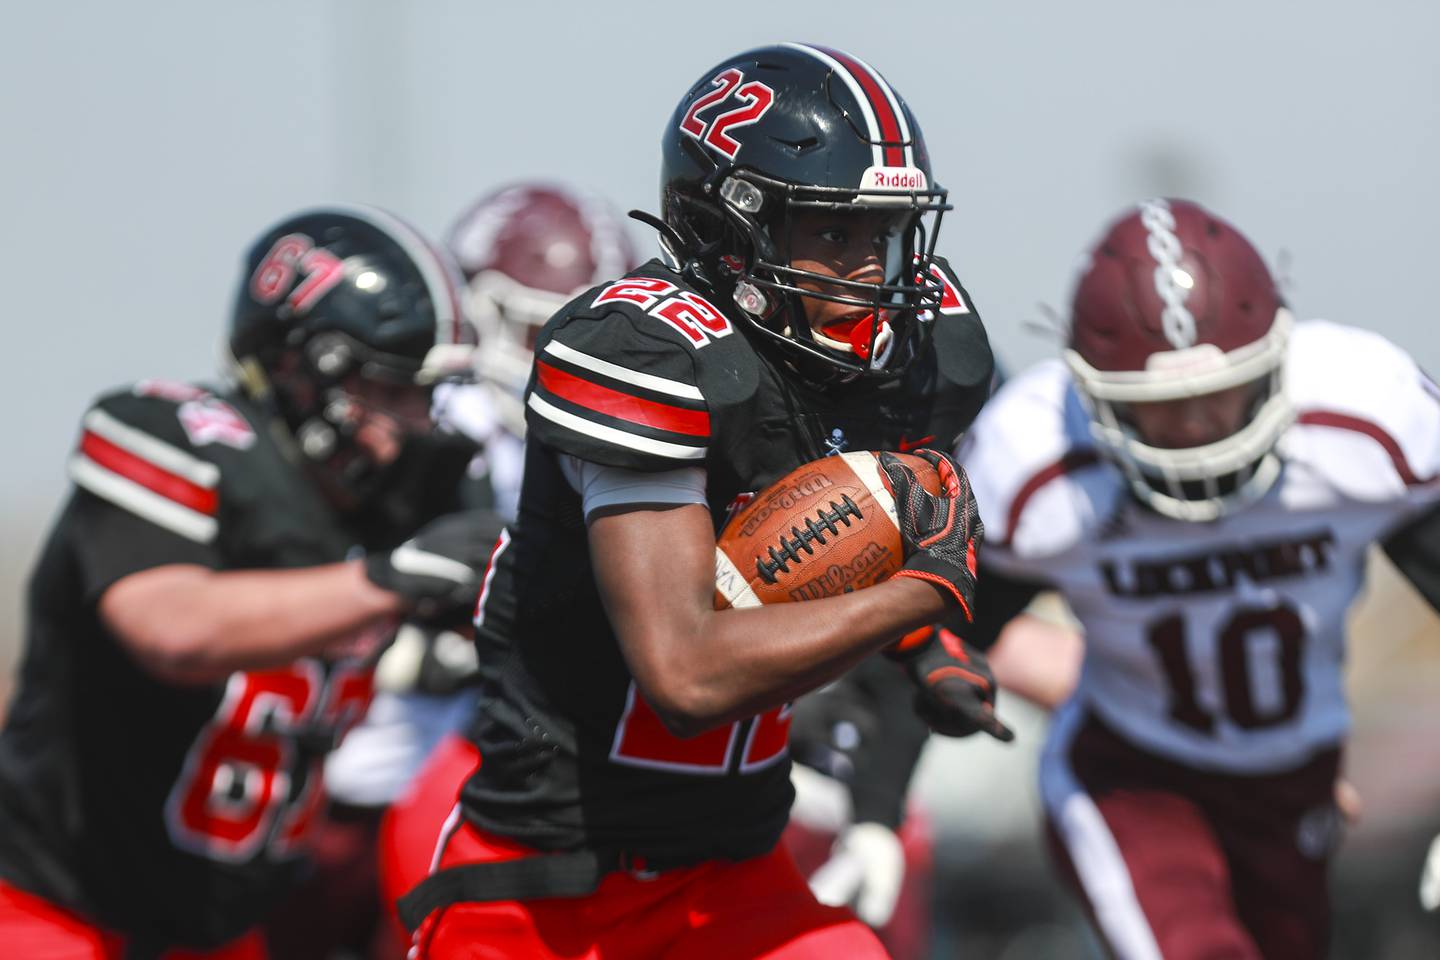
[1065, 198, 1294, 520]
[447, 184, 637, 434]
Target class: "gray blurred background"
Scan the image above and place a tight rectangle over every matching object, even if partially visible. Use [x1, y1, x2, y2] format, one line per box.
[3, 1, 1439, 956]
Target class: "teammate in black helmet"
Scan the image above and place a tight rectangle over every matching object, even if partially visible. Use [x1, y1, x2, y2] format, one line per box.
[0, 205, 494, 956]
[402, 45, 1005, 960]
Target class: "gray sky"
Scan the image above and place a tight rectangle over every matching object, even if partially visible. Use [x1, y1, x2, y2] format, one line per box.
[2, 1, 1438, 649]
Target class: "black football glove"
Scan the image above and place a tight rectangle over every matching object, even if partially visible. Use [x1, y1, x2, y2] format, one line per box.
[889, 626, 1013, 742]
[878, 449, 983, 619]
[365, 510, 499, 625]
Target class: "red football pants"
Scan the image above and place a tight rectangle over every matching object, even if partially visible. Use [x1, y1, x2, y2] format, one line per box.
[410, 814, 887, 959]
[1043, 711, 1340, 960]
[0, 880, 266, 959]
[783, 811, 933, 960]
[378, 734, 483, 958]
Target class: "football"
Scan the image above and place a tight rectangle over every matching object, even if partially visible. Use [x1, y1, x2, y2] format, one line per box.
[714, 452, 941, 609]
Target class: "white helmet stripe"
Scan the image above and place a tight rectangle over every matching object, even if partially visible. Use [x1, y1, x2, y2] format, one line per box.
[1137, 198, 1198, 350]
[829, 47, 915, 168]
[781, 43, 885, 168]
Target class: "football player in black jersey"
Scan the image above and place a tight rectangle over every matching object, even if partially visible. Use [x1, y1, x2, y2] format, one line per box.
[0, 206, 495, 957]
[400, 44, 1001, 960]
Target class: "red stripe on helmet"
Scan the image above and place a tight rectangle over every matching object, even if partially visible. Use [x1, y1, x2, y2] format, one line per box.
[817, 46, 906, 167]
[536, 360, 710, 437]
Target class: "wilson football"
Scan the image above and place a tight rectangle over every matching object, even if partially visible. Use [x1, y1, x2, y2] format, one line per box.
[714, 452, 941, 609]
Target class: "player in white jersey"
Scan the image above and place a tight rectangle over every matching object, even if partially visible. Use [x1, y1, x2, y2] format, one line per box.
[957, 198, 1440, 960]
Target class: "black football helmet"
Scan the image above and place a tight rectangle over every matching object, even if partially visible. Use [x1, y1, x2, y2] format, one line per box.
[229, 204, 477, 499]
[657, 42, 949, 381]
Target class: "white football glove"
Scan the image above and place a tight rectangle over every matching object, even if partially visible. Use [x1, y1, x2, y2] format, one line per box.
[808, 821, 905, 928]
[1420, 832, 1440, 911]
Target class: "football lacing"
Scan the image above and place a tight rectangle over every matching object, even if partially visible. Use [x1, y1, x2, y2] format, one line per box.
[754, 495, 863, 584]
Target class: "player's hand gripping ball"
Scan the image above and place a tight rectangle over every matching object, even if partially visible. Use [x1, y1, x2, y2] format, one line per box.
[714, 452, 940, 609]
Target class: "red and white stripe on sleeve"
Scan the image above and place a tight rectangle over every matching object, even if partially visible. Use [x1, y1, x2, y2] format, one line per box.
[68, 408, 221, 543]
[526, 339, 710, 467]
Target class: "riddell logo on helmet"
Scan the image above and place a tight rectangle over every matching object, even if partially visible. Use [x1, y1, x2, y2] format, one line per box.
[861, 166, 927, 191]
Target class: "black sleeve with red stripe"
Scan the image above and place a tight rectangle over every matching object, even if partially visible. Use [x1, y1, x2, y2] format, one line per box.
[65, 387, 225, 598]
[525, 311, 711, 472]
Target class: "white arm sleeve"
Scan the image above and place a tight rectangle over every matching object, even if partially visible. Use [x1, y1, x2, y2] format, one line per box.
[558, 455, 707, 521]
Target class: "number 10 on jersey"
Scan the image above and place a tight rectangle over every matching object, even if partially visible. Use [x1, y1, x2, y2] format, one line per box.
[1147, 601, 1306, 734]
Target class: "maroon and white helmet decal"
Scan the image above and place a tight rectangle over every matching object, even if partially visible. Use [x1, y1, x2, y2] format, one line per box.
[1069, 198, 1285, 374]
[1064, 198, 1295, 521]
[447, 184, 638, 436]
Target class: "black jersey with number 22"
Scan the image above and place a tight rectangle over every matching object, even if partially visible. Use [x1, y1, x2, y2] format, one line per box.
[461, 257, 994, 867]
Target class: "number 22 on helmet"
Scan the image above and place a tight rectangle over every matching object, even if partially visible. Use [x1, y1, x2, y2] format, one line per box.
[654, 43, 950, 383]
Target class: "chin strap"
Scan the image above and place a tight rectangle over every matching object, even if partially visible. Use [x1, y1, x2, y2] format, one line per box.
[628, 208, 723, 292]
[626, 209, 687, 258]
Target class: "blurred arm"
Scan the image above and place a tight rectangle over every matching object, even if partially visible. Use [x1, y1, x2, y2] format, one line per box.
[988, 611, 1084, 710]
[956, 567, 1084, 710]
[101, 562, 402, 685]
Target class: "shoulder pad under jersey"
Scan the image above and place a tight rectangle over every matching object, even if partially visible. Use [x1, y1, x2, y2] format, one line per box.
[957, 360, 1120, 564]
[67, 381, 257, 544]
[525, 261, 759, 472]
[1281, 320, 1440, 501]
[925, 255, 995, 395]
